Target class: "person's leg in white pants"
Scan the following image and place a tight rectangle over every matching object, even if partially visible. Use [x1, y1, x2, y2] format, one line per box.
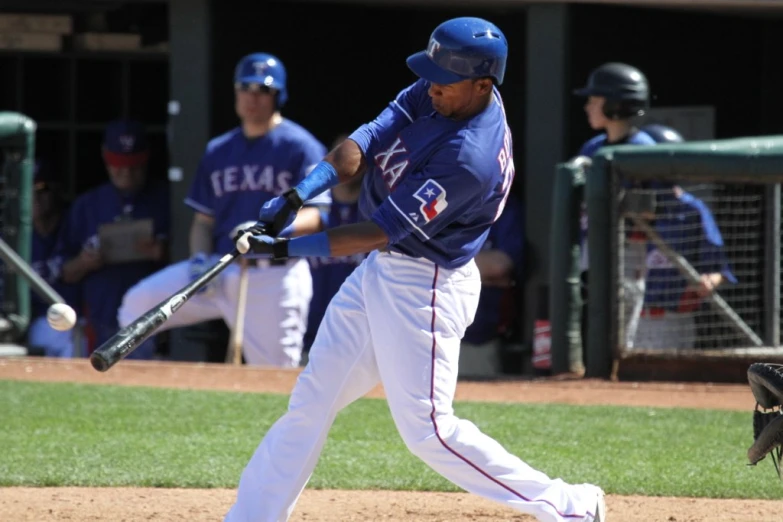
[118, 260, 224, 332]
[225, 261, 380, 521]
[365, 254, 600, 522]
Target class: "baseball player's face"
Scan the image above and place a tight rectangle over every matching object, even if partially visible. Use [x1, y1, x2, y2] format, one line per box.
[584, 96, 609, 129]
[427, 78, 492, 120]
[235, 87, 277, 124]
[107, 164, 147, 193]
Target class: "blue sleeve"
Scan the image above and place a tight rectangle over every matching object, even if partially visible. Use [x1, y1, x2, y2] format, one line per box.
[679, 191, 738, 284]
[348, 79, 430, 157]
[577, 135, 604, 158]
[680, 192, 737, 284]
[297, 139, 331, 207]
[184, 151, 215, 216]
[370, 151, 483, 243]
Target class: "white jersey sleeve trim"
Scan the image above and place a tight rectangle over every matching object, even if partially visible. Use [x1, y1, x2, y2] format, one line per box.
[393, 100, 414, 123]
[184, 198, 214, 216]
[388, 196, 430, 241]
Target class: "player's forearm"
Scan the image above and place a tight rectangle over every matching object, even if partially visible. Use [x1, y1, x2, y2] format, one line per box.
[189, 214, 215, 255]
[289, 140, 366, 206]
[277, 221, 387, 259]
[287, 207, 324, 237]
[61, 257, 89, 283]
[325, 138, 367, 184]
[325, 221, 388, 256]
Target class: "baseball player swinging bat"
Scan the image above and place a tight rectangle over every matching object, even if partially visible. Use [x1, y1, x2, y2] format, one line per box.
[90, 248, 243, 372]
[626, 214, 764, 347]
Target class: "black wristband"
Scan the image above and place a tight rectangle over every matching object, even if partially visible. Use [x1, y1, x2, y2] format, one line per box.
[272, 239, 289, 260]
[283, 188, 304, 211]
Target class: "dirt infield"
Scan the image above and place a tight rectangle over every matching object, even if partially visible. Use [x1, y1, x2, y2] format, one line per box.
[0, 357, 780, 521]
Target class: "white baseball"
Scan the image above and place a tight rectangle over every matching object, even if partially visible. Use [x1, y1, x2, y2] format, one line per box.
[46, 303, 77, 331]
[237, 232, 252, 254]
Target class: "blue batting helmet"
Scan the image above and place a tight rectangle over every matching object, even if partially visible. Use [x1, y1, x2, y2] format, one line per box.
[407, 17, 508, 86]
[234, 52, 288, 107]
[641, 123, 684, 144]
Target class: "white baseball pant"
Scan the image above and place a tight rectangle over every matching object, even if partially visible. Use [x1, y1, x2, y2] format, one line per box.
[224, 250, 602, 522]
[118, 257, 312, 367]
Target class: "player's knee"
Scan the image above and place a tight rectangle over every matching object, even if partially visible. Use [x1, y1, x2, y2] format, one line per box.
[396, 411, 461, 459]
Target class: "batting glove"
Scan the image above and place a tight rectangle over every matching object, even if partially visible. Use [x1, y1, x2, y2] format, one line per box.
[258, 189, 303, 236]
[189, 252, 213, 295]
[246, 235, 289, 261]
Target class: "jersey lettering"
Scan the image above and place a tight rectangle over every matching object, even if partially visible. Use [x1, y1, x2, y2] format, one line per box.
[494, 123, 515, 220]
[374, 137, 409, 190]
[209, 165, 292, 197]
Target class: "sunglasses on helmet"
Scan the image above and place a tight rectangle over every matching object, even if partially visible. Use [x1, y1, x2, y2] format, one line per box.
[234, 82, 275, 94]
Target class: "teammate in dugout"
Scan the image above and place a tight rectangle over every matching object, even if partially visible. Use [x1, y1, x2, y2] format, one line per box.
[57, 120, 169, 358]
[303, 133, 366, 356]
[572, 62, 656, 350]
[631, 123, 736, 350]
[227, 17, 606, 522]
[118, 52, 329, 368]
[26, 160, 84, 357]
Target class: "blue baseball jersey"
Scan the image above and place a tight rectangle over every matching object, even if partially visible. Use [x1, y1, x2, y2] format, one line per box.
[643, 190, 737, 312]
[185, 120, 330, 254]
[463, 193, 524, 345]
[349, 79, 515, 269]
[55, 181, 170, 329]
[578, 129, 657, 271]
[304, 197, 365, 351]
[577, 129, 655, 158]
[31, 224, 81, 318]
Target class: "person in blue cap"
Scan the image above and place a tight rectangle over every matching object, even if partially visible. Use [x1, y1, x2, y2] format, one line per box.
[117, 52, 329, 368]
[56, 119, 170, 358]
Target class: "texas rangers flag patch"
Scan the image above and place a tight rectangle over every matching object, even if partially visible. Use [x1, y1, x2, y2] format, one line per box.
[413, 179, 448, 222]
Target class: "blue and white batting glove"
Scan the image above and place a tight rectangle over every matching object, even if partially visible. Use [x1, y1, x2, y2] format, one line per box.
[189, 252, 213, 295]
[257, 161, 340, 235]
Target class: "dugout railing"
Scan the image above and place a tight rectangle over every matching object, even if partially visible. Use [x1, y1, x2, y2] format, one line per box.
[0, 112, 35, 344]
[550, 136, 783, 381]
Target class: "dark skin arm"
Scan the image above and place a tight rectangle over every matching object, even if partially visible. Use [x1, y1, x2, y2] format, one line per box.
[324, 138, 367, 184]
[325, 221, 389, 257]
[315, 138, 388, 255]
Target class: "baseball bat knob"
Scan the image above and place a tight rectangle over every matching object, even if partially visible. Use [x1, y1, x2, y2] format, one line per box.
[90, 351, 111, 372]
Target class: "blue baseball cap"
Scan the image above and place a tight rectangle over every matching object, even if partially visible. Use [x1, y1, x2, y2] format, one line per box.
[102, 119, 150, 167]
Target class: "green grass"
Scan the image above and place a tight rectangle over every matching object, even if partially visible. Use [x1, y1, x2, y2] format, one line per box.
[0, 380, 780, 500]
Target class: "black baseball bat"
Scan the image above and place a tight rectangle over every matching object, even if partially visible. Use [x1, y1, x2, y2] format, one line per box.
[90, 249, 242, 372]
[0, 236, 66, 305]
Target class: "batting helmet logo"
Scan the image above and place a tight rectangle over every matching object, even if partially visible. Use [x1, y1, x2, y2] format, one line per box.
[119, 135, 136, 152]
[426, 39, 441, 60]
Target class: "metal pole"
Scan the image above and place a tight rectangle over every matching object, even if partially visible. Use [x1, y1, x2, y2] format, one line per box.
[764, 184, 781, 347]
